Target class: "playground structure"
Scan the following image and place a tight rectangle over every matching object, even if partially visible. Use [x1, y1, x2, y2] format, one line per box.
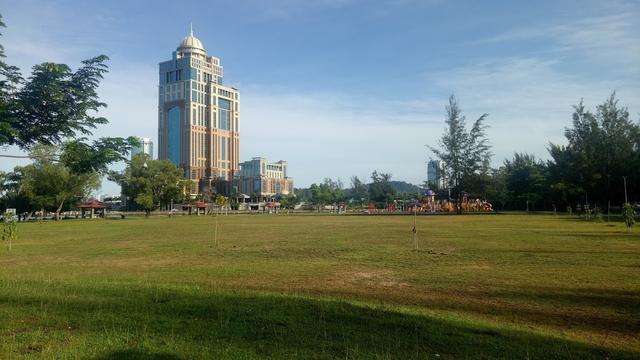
[411, 191, 493, 213]
[367, 190, 493, 214]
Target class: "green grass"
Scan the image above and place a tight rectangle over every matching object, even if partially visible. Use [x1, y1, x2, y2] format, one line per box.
[0, 214, 638, 359]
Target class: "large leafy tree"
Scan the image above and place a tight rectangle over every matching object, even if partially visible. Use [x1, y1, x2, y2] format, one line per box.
[309, 178, 344, 210]
[60, 137, 140, 175]
[547, 94, 639, 208]
[17, 145, 100, 220]
[2, 55, 111, 148]
[429, 95, 492, 198]
[110, 154, 187, 216]
[279, 194, 298, 210]
[0, 14, 137, 159]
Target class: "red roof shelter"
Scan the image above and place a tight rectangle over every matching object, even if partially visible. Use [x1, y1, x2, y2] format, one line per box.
[183, 201, 209, 215]
[78, 199, 106, 219]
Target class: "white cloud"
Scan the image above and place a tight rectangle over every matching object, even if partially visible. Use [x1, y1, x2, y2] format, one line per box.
[477, 8, 640, 73]
[427, 56, 640, 164]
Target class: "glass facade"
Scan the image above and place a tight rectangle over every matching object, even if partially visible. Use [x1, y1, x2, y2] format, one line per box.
[167, 107, 182, 166]
[221, 137, 227, 160]
[218, 98, 231, 130]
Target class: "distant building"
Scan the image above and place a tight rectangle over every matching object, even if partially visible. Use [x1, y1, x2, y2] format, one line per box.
[131, 137, 153, 160]
[158, 27, 240, 194]
[427, 159, 446, 190]
[237, 157, 294, 199]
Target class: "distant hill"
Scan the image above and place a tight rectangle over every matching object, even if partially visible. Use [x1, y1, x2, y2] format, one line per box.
[388, 181, 422, 194]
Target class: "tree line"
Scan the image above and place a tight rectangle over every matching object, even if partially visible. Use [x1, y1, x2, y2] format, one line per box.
[296, 94, 639, 214]
[430, 94, 639, 212]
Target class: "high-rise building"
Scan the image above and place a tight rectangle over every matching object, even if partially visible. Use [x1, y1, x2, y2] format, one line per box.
[427, 159, 446, 190]
[157, 27, 240, 194]
[238, 158, 294, 198]
[130, 137, 153, 160]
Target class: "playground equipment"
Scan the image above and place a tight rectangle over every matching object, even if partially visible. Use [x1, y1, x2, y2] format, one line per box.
[412, 190, 493, 213]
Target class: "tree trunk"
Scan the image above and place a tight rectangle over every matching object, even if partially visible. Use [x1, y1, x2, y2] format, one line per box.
[55, 200, 65, 221]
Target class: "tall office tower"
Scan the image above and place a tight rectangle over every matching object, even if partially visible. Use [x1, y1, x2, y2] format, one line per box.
[427, 159, 446, 190]
[130, 137, 154, 160]
[158, 28, 240, 194]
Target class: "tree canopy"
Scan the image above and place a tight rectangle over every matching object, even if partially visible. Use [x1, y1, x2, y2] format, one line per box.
[547, 93, 639, 208]
[429, 95, 492, 198]
[15, 145, 100, 219]
[110, 154, 187, 215]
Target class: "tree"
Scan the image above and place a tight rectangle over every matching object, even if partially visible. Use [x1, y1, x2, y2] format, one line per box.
[547, 94, 639, 208]
[504, 153, 547, 211]
[1, 210, 17, 251]
[310, 178, 344, 211]
[0, 15, 137, 154]
[279, 194, 298, 210]
[0, 15, 21, 145]
[1, 54, 114, 148]
[429, 95, 492, 199]
[18, 145, 100, 220]
[0, 170, 31, 214]
[349, 176, 368, 207]
[110, 154, 186, 216]
[484, 167, 508, 211]
[134, 192, 155, 217]
[622, 203, 635, 232]
[60, 137, 140, 175]
[215, 195, 230, 215]
[368, 171, 395, 208]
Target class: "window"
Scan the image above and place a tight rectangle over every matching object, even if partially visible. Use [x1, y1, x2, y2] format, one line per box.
[221, 137, 227, 160]
[218, 98, 231, 130]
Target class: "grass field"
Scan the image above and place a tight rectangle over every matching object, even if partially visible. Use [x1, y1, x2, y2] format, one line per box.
[0, 214, 638, 359]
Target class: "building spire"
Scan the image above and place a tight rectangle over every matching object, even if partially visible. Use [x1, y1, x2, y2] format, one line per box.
[190, 22, 193, 37]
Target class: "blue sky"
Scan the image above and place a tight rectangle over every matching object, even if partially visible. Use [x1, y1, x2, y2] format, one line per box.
[1, 0, 639, 194]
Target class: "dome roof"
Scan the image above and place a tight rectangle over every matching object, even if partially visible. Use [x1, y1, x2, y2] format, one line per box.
[177, 27, 206, 55]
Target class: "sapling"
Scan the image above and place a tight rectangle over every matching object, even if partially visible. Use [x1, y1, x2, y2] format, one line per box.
[622, 203, 635, 232]
[1, 212, 17, 251]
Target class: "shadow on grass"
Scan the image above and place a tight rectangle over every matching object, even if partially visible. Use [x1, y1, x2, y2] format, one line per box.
[95, 350, 183, 360]
[1, 282, 638, 359]
[412, 286, 640, 336]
